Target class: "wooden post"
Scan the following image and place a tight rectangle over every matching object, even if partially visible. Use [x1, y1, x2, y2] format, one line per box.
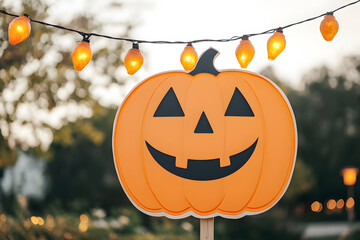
[200, 218, 214, 240]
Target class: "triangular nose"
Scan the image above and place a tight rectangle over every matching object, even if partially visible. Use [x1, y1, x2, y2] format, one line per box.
[194, 112, 213, 134]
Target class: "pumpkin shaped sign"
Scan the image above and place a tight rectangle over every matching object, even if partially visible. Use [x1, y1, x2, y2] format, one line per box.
[113, 48, 297, 219]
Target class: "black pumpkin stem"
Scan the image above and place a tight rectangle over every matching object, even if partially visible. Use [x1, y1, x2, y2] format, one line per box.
[189, 48, 220, 76]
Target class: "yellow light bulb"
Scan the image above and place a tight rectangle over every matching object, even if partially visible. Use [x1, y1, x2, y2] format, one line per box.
[72, 39, 92, 71]
[235, 37, 255, 68]
[8, 15, 31, 45]
[180, 44, 198, 71]
[320, 13, 339, 41]
[267, 30, 286, 61]
[125, 43, 143, 75]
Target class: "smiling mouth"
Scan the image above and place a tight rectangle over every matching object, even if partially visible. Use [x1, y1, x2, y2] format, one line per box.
[145, 138, 258, 181]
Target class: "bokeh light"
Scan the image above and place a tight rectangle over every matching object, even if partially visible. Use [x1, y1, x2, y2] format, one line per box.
[31, 216, 39, 225]
[80, 214, 89, 223]
[79, 213, 89, 232]
[311, 201, 323, 213]
[0, 214, 6, 222]
[336, 199, 344, 209]
[346, 197, 355, 209]
[326, 199, 336, 210]
[37, 217, 45, 226]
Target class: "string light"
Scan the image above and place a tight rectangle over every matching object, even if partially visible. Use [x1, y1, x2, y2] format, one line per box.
[180, 43, 198, 71]
[72, 36, 92, 71]
[235, 36, 255, 68]
[320, 12, 339, 41]
[8, 14, 31, 45]
[267, 28, 286, 61]
[124, 42, 143, 75]
[0, 0, 359, 74]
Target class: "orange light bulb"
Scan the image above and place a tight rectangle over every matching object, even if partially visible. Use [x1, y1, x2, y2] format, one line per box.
[235, 36, 255, 68]
[320, 13, 339, 41]
[125, 43, 143, 75]
[267, 29, 286, 61]
[8, 15, 31, 45]
[341, 167, 358, 186]
[72, 38, 92, 71]
[180, 43, 198, 71]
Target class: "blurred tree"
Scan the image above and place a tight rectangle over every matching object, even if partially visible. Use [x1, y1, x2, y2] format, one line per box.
[0, 0, 132, 209]
[292, 56, 360, 202]
[0, 0, 131, 163]
[261, 60, 360, 215]
[283, 159, 315, 203]
[44, 108, 130, 212]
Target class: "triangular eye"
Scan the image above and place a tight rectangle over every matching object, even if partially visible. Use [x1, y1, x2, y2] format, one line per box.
[154, 87, 185, 117]
[225, 87, 254, 117]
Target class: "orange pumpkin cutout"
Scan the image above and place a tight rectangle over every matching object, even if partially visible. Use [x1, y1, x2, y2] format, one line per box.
[113, 48, 297, 219]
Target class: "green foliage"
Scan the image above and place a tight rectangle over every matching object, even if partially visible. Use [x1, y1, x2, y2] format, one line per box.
[284, 159, 316, 203]
[0, 209, 197, 240]
[291, 56, 360, 201]
[44, 108, 128, 211]
[0, 0, 131, 166]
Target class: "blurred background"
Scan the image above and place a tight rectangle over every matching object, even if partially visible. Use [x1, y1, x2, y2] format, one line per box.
[1, 0, 360, 239]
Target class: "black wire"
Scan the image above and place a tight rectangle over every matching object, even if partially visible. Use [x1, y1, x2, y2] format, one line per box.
[333, 0, 360, 12]
[282, 13, 327, 30]
[1, 0, 360, 45]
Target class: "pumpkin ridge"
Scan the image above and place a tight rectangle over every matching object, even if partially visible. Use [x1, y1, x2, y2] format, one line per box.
[215, 74, 228, 211]
[242, 72, 297, 212]
[142, 73, 193, 214]
[186, 193, 226, 216]
[113, 74, 172, 213]
[113, 121, 163, 212]
[270, 81, 297, 209]
[182, 76, 194, 209]
[246, 94, 297, 211]
[215, 75, 229, 169]
[182, 75, 204, 211]
[181, 74, 227, 213]
[140, 74, 173, 212]
[238, 73, 267, 211]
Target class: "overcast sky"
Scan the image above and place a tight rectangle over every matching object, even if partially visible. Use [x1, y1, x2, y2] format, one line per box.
[43, 0, 360, 89]
[133, 0, 360, 89]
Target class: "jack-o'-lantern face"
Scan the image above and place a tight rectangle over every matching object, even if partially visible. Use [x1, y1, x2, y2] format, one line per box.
[113, 48, 297, 219]
[146, 82, 259, 181]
